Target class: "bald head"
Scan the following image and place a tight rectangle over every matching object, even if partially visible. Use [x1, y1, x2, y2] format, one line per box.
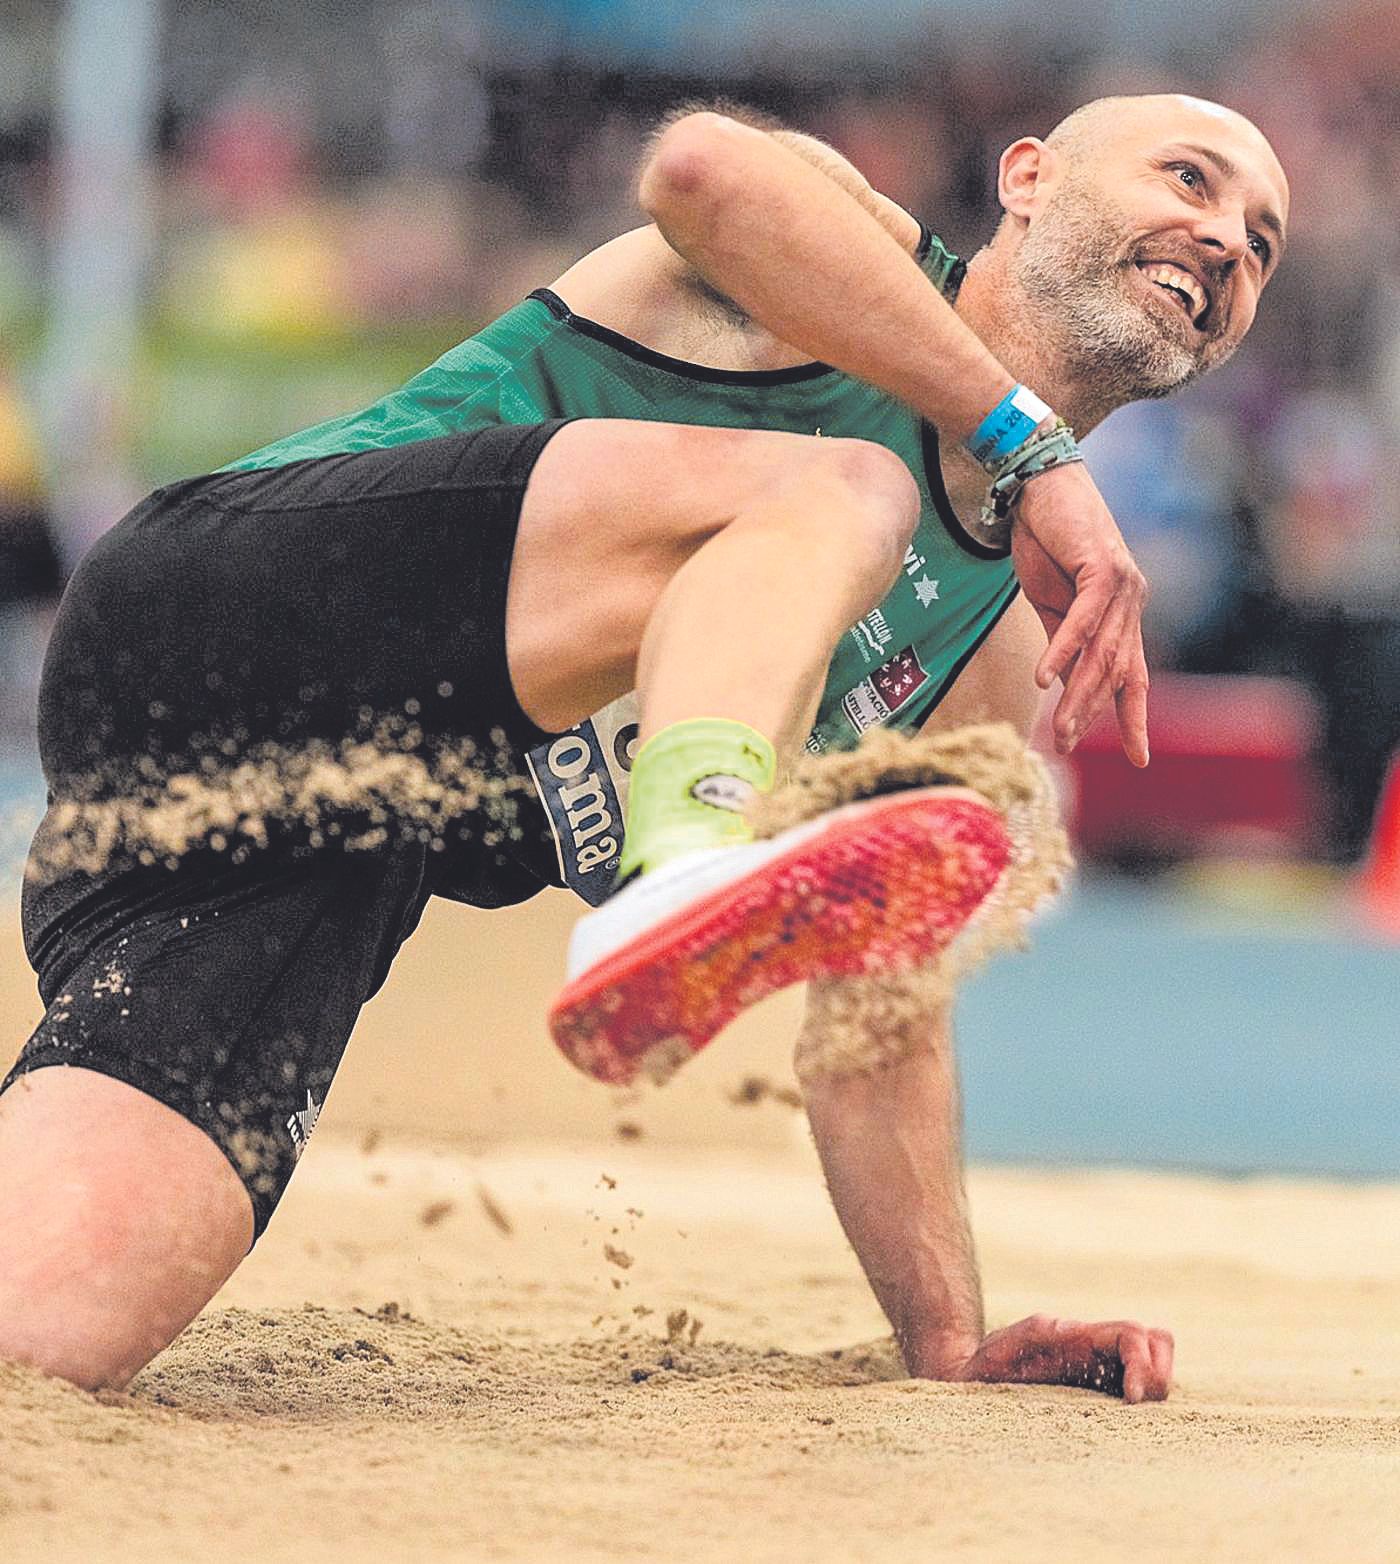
[1043, 94, 1288, 224]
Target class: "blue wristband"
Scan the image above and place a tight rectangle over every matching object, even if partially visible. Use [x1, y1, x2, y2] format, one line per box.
[966, 384, 1053, 469]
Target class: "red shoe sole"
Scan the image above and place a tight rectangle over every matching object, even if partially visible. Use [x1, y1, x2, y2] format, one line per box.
[548, 790, 1010, 1085]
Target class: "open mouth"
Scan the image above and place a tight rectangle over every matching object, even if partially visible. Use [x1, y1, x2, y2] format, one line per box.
[1134, 260, 1211, 330]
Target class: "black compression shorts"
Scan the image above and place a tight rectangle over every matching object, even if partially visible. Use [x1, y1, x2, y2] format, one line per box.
[5, 420, 570, 1237]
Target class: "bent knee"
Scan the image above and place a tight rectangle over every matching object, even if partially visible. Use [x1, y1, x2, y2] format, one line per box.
[822, 436, 919, 505]
[810, 437, 920, 575]
[0, 1191, 175, 1390]
[0, 1189, 232, 1390]
[0, 1070, 253, 1390]
[0, 1320, 130, 1392]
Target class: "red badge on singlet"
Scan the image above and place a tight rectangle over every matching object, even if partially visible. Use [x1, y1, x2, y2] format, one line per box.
[840, 645, 930, 736]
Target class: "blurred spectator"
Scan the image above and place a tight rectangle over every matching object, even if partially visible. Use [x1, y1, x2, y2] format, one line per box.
[159, 100, 351, 342]
[1250, 390, 1400, 859]
[381, 2, 491, 179]
[1085, 399, 1244, 668]
[0, 363, 61, 743]
[0, 366, 60, 611]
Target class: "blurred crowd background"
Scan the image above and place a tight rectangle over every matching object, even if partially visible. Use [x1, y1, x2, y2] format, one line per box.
[1, 0, 1397, 868]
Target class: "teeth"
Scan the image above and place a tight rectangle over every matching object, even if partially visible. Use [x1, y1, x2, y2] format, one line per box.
[1140, 263, 1206, 323]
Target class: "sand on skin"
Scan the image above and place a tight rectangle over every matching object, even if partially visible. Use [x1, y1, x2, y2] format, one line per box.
[2, 893, 1400, 1562]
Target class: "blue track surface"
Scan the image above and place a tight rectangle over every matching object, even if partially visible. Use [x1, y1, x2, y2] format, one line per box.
[958, 879, 1400, 1179]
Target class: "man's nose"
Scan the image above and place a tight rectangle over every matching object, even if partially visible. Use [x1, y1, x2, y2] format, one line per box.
[1191, 205, 1248, 266]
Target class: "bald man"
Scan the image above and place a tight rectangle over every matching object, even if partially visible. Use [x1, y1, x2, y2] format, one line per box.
[0, 94, 1287, 1398]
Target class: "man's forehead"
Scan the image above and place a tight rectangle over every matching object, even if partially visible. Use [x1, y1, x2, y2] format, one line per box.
[1127, 94, 1289, 218]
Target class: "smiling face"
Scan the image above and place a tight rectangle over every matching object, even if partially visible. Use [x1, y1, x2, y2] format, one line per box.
[1003, 95, 1289, 401]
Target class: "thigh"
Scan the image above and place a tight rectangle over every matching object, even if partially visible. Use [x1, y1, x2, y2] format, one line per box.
[920, 590, 1049, 742]
[506, 418, 852, 731]
[11, 843, 435, 1239]
[0, 1066, 252, 1389]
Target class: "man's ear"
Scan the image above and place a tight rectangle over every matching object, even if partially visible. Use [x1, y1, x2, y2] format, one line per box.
[998, 137, 1062, 224]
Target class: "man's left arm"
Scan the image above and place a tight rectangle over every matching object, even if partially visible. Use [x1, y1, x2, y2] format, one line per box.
[799, 994, 1175, 1401]
[798, 600, 1173, 1402]
[799, 991, 985, 1377]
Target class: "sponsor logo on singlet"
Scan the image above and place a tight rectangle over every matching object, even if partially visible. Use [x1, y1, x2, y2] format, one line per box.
[901, 545, 941, 607]
[851, 606, 894, 661]
[525, 695, 639, 906]
[840, 645, 930, 736]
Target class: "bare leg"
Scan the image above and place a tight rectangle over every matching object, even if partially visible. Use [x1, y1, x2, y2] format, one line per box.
[0, 1068, 252, 1389]
[917, 590, 1048, 738]
[507, 420, 919, 756]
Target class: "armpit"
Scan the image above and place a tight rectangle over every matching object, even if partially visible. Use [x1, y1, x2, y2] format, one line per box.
[681, 268, 752, 329]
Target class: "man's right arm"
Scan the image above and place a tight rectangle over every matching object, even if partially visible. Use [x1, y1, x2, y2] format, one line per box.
[638, 112, 1150, 765]
[638, 112, 1014, 445]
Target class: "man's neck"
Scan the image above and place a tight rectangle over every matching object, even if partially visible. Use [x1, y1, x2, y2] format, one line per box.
[953, 246, 1120, 438]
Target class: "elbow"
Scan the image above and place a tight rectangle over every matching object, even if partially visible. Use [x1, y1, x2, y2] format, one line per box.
[639, 112, 737, 223]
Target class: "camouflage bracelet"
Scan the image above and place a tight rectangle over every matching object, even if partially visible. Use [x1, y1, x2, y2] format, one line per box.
[973, 422, 1084, 548]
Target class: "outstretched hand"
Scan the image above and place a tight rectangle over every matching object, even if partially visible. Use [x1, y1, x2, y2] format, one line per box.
[951, 1313, 1175, 1404]
[1009, 461, 1151, 768]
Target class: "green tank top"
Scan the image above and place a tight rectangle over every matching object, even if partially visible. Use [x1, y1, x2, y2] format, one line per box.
[227, 227, 1019, 901]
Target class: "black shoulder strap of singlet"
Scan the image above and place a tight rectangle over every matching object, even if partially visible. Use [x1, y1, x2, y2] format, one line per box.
[526, 288, 837, 386]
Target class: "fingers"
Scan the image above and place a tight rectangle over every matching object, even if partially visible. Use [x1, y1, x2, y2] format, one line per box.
[1115, 654, 1150, 769]
[962, 1315, 1174, 1403]
[1118, 1325, 1151, 1404]
[1146, 1327, 1175, 1401]
[1035, 577, 1111, 692]
[1066, 1319, 1171, 1404]
[1015, 466, 1149, 762]
[1116, 1323, 1173, 1404]
[1046, 600, 1151, 765]
[1047, 596, 1128, 755]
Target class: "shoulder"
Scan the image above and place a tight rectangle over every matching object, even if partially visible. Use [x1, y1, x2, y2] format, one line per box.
[543, 196, 924, 375]
[545, 225, 698, 338]
[544, 225, 807, 372]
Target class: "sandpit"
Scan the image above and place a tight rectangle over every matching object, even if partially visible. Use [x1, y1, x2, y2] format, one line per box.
[2, 884, 1399, 1563]
[3, 1133, 1400, 1564]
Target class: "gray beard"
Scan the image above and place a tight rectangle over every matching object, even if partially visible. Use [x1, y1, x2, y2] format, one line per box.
[1010, 184, 1235, 402]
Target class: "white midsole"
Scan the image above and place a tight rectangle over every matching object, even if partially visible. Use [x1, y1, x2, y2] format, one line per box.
[563, 786, 989, 983]
[564, 818, 830, 982]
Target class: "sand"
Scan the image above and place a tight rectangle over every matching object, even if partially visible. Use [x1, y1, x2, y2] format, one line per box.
[3, 893, 1400, 1563]
[3, 1135, 1400, 1564]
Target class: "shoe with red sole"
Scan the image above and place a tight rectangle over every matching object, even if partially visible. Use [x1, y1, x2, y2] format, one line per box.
[548, 786, 1010, 1085]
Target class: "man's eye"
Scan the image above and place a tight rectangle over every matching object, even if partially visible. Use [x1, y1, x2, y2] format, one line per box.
[1174, 163, 1203, 189]
[1249, 234, 1271, 264]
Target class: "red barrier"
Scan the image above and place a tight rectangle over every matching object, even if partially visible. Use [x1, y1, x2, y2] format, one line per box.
[1065, 674, 1324, 861]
